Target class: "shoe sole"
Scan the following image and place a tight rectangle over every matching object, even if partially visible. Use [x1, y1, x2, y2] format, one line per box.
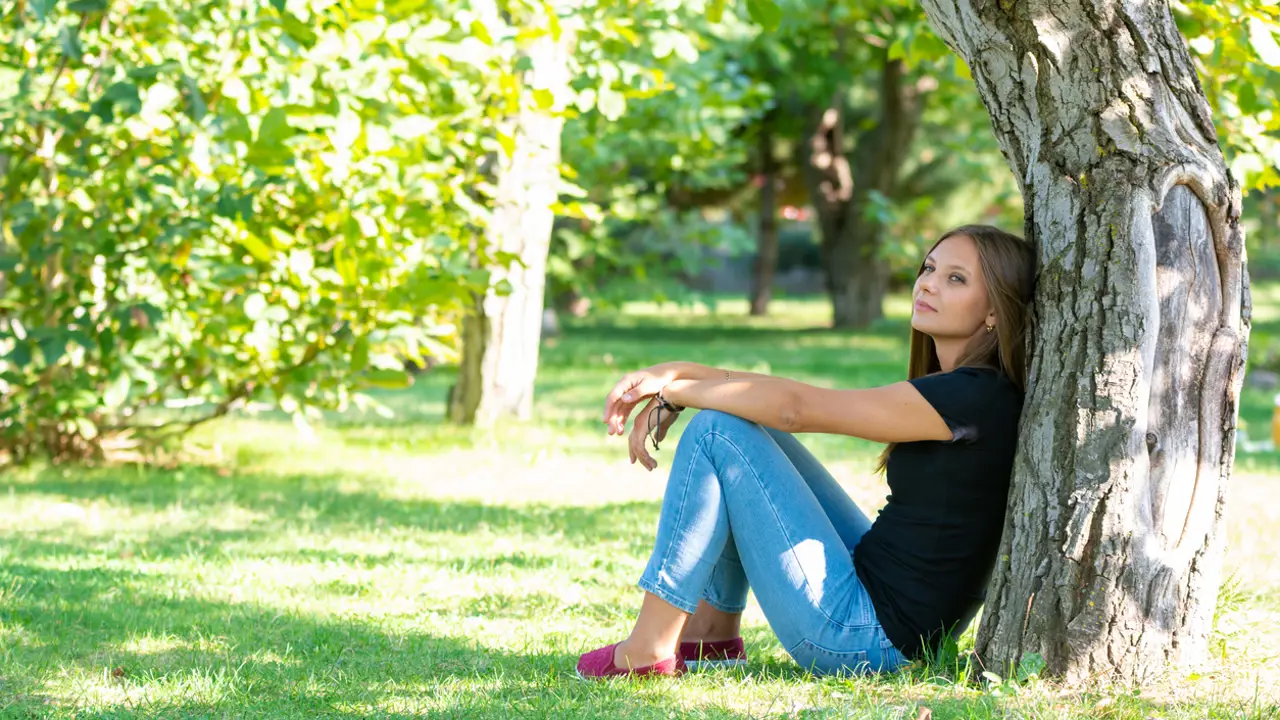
[684, 658, 748, 671]
[575, 667, 688, 680]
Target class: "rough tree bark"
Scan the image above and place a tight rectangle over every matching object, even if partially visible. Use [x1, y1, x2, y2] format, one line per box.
[918, 0, 1251, 682]
[803, 57, 922, 329]
[750, 118, 780, 317]
[449, 32, 570, 426]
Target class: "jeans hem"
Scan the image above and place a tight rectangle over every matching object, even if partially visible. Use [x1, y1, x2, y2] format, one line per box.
[700, 593, 748, 615]
[637, 578, 700, 615]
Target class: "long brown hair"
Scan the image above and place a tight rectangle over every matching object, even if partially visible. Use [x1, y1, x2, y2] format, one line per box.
[876, 225, 1035, 472]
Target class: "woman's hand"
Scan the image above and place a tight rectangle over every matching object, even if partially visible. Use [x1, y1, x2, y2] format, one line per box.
[602, 365, 678, 436]
[628, 398, 680, 471]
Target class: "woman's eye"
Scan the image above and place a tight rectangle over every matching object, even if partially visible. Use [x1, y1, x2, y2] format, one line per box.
[950, 274, 965, 283]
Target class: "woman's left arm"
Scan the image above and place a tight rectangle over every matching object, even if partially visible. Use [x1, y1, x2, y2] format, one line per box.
[661, 377, 952, 444]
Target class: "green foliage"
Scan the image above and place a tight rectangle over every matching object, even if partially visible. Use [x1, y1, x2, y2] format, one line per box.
[0, 0, 520, 461]
[551, 3, 771, 307]
[550, 0, 1014, 306]
[1176, 0, 1280, 191]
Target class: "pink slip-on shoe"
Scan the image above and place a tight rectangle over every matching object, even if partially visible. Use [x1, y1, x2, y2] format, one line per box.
[679, 637, 747, 670]
[576, 642, 687, 680]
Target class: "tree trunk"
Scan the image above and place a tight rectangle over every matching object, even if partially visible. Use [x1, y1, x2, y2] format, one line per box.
[750, 120, 780, 317]
[0, 152, 8, 335]
[823, 237, 889, 328]
[803, 57, 922, 329]
[448, 32, 570, 426]
[918, 0, 1250, 682]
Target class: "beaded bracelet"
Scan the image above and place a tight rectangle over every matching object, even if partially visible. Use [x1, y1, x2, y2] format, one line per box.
[655, 388, 685, 413]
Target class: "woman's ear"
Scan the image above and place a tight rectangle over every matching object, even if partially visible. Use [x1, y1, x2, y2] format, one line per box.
[986, 310, 997, 328]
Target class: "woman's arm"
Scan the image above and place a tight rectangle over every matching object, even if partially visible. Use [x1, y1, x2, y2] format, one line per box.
[661, 377, 952, 444]
[602, 362, 792, 436]
[650, 361, 781, 384]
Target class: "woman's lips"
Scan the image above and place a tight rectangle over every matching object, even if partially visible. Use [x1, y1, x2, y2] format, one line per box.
[914, 299, 936, 312]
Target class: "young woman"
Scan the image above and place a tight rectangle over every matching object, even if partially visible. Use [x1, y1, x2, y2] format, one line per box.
[577, 225, 1036, 679]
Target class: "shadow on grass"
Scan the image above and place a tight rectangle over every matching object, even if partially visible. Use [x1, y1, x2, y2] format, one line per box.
[9, 465, 660, 547]
[0, 561, 774, 719]
[4, 474, 1276, 718]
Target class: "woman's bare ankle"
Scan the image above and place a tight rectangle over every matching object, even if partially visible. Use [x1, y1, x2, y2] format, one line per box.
[681, 601, 742, 643]
[613, 636, 676, 669]
[679, 619, 741, 643]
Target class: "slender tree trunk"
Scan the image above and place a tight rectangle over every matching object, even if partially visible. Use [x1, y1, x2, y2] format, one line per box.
[0, 152, 8, 331]
[919, 0, 1250, 682]
[449, 31, 570, 426]
[803, 57, 922, 329]
[750, 120, 780, 317]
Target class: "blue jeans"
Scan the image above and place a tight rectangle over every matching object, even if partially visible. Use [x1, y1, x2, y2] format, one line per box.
[637, 410, 911, 676]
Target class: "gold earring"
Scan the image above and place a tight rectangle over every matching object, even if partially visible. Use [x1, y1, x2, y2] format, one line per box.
[986, 325, 994, 333]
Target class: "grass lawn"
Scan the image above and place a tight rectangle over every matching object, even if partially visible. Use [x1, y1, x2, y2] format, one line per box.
[1, 292, 1278, 718]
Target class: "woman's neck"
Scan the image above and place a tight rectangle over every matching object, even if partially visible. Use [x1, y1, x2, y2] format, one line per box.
[933, 338, 964, 373]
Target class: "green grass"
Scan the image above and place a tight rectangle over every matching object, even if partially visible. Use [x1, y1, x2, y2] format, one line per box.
[1, 293, 1279, 718]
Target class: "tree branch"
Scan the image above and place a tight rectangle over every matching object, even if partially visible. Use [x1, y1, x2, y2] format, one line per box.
[110, 322, 347, 438]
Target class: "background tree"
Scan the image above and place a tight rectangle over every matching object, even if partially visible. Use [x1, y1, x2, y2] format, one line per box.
[446, 3, 573, 425]
[448, 0, 764, 424]
[918, 0, 1265, 682]
[762, 2, 974, 327]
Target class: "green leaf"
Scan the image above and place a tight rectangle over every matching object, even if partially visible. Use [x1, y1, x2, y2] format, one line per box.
[74, 417, 99, 441]
[707, 0, 726, 23]
[1248, 17, 1280, 67]
[182, 74, 207, 121]
[6, 342, 32, 370]
[30, 0, 58, 22]
[362, 369, 412, 389]
[746, 0, 782, 32]
[1016, 653, 1046, 682]
[257, 107, 293, 145]
[59, 25, 83, 61]
[470, 20, 494, 45]
[281, 13, 318, 47]
[1238, 79, 1261, 114]
[335, 244, 358, 285]
[421, 335, 458, 363]
[240, 231, 274, 262]
[351, 337, 370, 373]
[532, 88, 555, 110]
[496, 131, 516, 158]
[39, 336, 68, 366]
[92, 81, 142, 122]
[104, 373, 131, 409]
[66, 0, 107, 11]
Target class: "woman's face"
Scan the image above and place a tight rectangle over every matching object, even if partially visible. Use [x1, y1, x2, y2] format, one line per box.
[910, 234, 995, 340]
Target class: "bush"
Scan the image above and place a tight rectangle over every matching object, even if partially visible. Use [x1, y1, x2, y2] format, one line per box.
[0, 1, 510, 462]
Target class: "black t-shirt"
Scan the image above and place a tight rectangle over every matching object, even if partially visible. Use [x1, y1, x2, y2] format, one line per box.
[852, 365, 1023, 659]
